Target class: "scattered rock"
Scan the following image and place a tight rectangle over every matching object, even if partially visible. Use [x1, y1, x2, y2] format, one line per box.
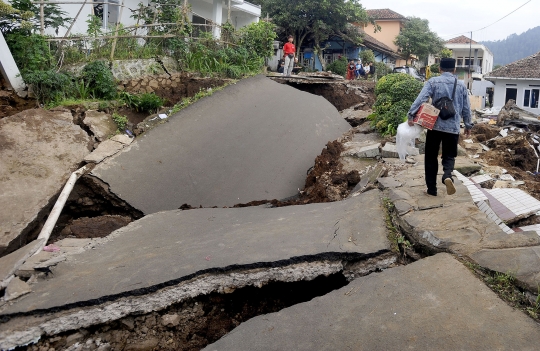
[161, 313, 181, 327]
[381, 142, 399, 158]
[342, 142, 381, 158]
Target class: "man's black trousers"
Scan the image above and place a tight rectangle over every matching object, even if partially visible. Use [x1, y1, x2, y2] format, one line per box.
[425, 129, 459, 196]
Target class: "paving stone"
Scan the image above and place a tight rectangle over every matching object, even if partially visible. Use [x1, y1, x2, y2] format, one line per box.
[394, 200, 413, 215]
[454, 157, 482, 175]
[204, 254, 540, 351]
[377, 177, 402, 190]
[417, 196, 445, 210]
[0, 191, 390, 315]
[342, 142, 381, 158]
[351, 165, 386, 193]
[472, 247, 540, 293]
[381, 142, 399, 158]
[4, 277, 31, 301]
[84, 139, 125, 163]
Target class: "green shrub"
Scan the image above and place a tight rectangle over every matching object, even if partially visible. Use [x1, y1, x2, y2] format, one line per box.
[81, 61, 116, 99]
[359, 50, 375, 65]
[371, 73, 424, 136]
[137, 93, 165, 113]
[23, 70, 73, 103]
[112, 112, 128, 131]
[374, 73, 411, 96]
[326, 57, 348, 76]
[430, 63, 440, 74]
[6, 33, 53, 74]
[374, 62, 391, 79]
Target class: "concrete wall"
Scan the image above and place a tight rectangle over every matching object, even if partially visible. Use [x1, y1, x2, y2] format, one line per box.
[364, 20, 402, 52]
[491, 79, 540, 114]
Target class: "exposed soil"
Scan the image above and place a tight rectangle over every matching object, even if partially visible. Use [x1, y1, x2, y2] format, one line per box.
[48, 175, 144, 244]
[22, 274, 349, 351]
[0, 75, 36, 119]
[281, 81, 375, 112]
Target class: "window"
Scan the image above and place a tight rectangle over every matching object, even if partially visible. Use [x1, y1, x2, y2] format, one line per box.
[532, 89, 539, 109]
[524, 89, 531, 107]
[456, 57, 463, 66]
[93, 0, 120, 30]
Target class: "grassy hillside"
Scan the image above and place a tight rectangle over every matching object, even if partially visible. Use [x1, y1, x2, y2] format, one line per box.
[481, 26, 540, 66]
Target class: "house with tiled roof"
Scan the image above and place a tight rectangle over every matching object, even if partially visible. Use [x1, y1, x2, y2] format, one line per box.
[364, 9, 408, 66]
[485, 51, 540, 114]
[445, 35, 494, 81]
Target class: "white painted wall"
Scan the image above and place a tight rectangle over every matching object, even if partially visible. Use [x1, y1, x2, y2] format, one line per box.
[491, 79, 540, 114]
[446, 44, 494, 75]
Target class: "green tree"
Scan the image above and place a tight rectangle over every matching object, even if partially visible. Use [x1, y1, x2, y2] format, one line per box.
[0, 0, 70, 34]
[263, 0, 371, 70]
[359, 49, 375, 64]
[394, 17, 444, 65]
[440, 48, 453, 58]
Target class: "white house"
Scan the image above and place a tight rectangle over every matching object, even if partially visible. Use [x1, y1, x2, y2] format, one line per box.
[485, 51, 540, 114]
[33, 0, 260, 39]
[445, 35, 494, 81]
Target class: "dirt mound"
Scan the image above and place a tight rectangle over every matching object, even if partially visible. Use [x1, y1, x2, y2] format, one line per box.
[471, 124, 500, 142]
[483, 134, 538, 171]
[0, 76, 36, 119]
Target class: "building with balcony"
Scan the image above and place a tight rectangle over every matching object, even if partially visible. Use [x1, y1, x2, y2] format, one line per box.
[363, 9, 408, 66]
[445, 35, 494, 79]
[485, 51, 540, 114]
[36, 0, 260, 39]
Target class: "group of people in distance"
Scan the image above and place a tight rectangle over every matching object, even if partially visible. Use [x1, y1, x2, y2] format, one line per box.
[347, 59, 375, 80]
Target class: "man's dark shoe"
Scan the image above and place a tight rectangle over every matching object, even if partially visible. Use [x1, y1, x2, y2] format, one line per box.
[444, 178, 456, 195]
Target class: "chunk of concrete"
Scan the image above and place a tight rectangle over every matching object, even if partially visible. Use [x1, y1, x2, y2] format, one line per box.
[0, 109, 91, 255]
[4, 277, 31, 301]
[110, 134, 133, 145]
[377, 177, 402, 190]
[84, 139, 125, 163]
[91, 75, 351, 212]
[0, 239, 44, 284]
[381, 142, 399, 158]
[454, 157, 482, 175]
[342, 142, 381, 158]
[83, 111, 117, 141]
[16, 251, 57, 278]
[204, 254, 540, 351]
[0, 191, 390, 314]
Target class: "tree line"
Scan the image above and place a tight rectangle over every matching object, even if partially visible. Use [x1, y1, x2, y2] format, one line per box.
[481, 26, 540, 66]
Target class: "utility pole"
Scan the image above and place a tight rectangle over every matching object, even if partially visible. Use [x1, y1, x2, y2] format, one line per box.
[468, 31, 472, 89]
[228, 0, 231, 22]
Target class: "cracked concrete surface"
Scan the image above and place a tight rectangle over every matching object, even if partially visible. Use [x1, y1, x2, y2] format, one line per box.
[91, 75, 351, 212]
[0, 108, 92, 256]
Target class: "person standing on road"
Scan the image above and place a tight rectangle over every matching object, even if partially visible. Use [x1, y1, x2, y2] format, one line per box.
[283, 35, 296, 77]
[407, 58, 472, 197]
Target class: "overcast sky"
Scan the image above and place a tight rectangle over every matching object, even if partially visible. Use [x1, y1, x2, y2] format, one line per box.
[359, 0, 538, 42]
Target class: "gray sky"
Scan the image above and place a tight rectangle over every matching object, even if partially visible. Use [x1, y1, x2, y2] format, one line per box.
[359, 0, 539, 42]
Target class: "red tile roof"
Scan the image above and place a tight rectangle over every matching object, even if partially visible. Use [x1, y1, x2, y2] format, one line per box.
[485, 51, 540, 79]
[366, 9, 406, 20]
[446, 35, 478, 44]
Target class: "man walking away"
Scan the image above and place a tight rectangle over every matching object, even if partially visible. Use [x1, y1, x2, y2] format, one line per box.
[407, 58, 472, 196]
[283, 35, 296, 77]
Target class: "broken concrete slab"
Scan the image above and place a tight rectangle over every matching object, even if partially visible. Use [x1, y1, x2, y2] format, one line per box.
[377, 177, 402, 190]
[342, 142, 381, 158]
[4, 277, 31, 301]
[0, 109, 91, 255]
[83, 110, 117, 141]
[91, 75, 351, 212]
[472, 247, 540, 293]
[0, 239, 44, 285]
[454, 157, 482, 175]
[204, 253, 540, 351]
[84, 139, 125, 163]
[381, 142, 399, 158]
[0, 190, 390, 315]
[15, 250, 58, 278]
[110, 134, 133, 145]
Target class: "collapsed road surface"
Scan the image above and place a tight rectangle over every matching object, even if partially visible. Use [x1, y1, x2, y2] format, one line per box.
[0, 190, 395, 349]
[90, 75, 351, 213]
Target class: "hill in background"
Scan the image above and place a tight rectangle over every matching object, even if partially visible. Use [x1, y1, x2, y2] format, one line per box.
[481, 26, 540, 66]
